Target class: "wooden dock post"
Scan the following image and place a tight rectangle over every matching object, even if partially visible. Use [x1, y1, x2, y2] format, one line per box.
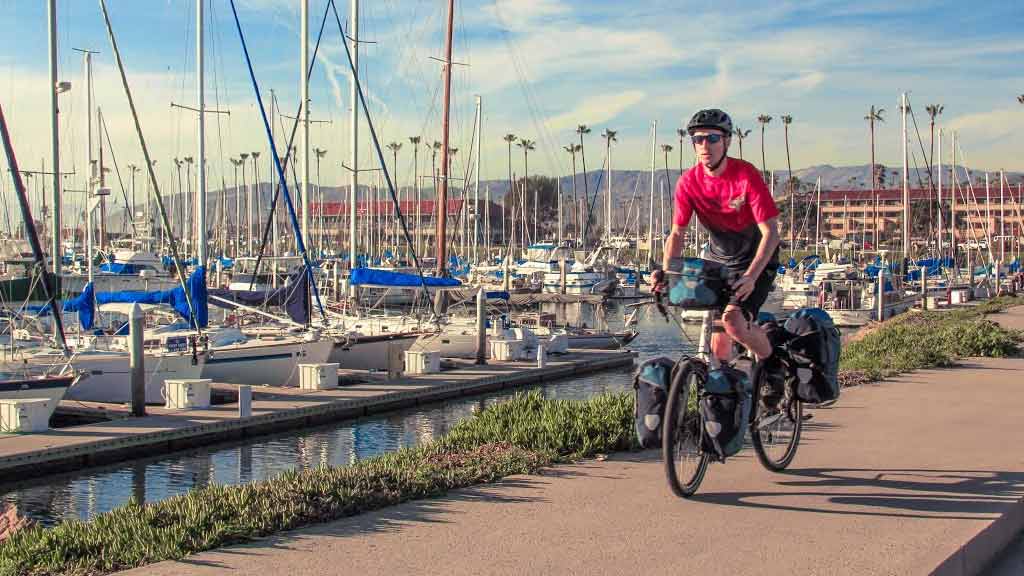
[475, 287, 486, 365]
[921, 268, 928, 310]
[966, 249, 974, 299]
[129, 303, 146, 417]
[877, 268, 885, 321]
[238, 385, 252, 418]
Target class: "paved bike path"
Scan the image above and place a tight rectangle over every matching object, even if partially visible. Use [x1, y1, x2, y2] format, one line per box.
[121, 350, 1024, 576]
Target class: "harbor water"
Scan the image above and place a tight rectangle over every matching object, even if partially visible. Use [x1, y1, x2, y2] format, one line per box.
[1, 302, 694, 528]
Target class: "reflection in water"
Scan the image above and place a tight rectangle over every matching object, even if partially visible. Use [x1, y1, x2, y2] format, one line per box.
[1, 304, 693, 528]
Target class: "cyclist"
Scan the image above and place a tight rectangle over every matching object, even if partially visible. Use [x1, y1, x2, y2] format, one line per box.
[651, 108, 784, 404]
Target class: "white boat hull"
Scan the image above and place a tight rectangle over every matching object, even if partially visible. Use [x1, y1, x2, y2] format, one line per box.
[0, 375, 76, 423]
[329, 334, 419, 370]
[61, 351, 204, 404]
[202, 338, 334, 387]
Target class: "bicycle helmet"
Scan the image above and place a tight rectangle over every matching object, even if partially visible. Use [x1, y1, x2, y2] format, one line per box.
[686, 108, 733, 135]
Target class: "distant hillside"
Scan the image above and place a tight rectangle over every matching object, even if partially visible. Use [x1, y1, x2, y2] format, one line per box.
[103, 163, 1024, 230]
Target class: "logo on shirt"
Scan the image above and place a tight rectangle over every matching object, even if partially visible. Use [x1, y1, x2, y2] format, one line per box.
[727, 189, 747, 211]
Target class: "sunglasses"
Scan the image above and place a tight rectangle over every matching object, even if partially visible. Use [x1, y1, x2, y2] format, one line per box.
[691, 133, 724, 145]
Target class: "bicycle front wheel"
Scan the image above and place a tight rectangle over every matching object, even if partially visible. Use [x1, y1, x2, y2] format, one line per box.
[750, 361, 803, 472]
[663, 360, 710, 498]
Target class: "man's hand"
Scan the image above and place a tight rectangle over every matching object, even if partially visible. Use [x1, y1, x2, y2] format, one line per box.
[651, 269, 666, 294]
[731, 273, 756, 301]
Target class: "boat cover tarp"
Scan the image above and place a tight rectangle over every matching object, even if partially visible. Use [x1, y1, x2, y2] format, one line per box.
[350, 267, 461, 287]
[208, 270, 310, 324]
[63, 267, 208, 330]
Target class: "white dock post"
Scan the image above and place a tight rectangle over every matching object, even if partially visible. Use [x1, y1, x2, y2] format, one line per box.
[475, 287, 487, 365]
[238, 385, 252, 418]
[966, 248, 974, 299]
[129, 303, 146, 417]
[995, 260, 1002, 296]
[877, 268, 885, 321]
[921, 268, 928, 310]
[537, 343, 547, 368]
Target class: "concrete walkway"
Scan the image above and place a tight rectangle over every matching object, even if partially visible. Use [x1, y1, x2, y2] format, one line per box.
[120, 308, 1024, 576]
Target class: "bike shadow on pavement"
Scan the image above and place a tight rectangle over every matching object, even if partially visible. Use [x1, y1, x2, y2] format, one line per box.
[692, 466, 1024, 521]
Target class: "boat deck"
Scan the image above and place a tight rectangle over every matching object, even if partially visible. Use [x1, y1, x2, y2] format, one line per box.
[0, 349, 634, 481]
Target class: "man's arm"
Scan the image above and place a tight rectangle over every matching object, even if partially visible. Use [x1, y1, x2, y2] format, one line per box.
[746, 217, 780, 278]
[731, 217, 780, 301]
[661, 223, 686, 272]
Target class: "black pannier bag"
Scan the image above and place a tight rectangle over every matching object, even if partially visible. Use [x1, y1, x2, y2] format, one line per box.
[783, 307, 841, 404]
[666, 257, 729, 309]
[699, 365, 751, 460]
[633, 357, 675, 448]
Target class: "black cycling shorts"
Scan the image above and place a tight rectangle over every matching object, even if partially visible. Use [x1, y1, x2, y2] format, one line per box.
[724, 267, 776, 322]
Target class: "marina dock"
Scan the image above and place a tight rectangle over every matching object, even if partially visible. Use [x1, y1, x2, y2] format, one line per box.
[0, 349, 634, 481]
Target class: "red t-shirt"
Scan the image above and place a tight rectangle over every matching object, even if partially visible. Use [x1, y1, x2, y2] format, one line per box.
[673, 157, 778, 231]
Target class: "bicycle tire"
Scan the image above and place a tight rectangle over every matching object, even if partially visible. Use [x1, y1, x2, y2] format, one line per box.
[663, 359, 710, 497]
[749, 360, 803, 472]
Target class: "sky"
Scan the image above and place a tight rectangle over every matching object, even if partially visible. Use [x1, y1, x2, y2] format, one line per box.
[1, 0, 1022, 199]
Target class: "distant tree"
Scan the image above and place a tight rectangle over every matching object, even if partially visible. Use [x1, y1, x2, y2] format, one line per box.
[733, 127, 751, 161]
[865, 105, 885, 247]
[757, 114, 772, 180]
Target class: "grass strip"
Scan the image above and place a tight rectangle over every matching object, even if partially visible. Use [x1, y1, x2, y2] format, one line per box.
[0, 393, 636, 576]
[838, 295, 1023, 385]
[1, 298, 1021, 575]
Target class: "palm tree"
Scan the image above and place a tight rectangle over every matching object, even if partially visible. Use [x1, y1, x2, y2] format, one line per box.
[733, 127, 751, 160]
[865, 106, 885, 248]
[564, 143, 581, 242]
[312, 148, 327, 251]
[676, 128, 687, 176]
[780, 115, 795, 252]
[660, 144, 673, 217]
[756, 115, 772, 180]
[502, 133, 517, 245]
[576, 124, 591, 246]
[925, 105, 943, 243]
[408, 135, 422, 253]
[517, 138, 537, 243]
[600, 129, 617, 238]
[430, 140, 442, 198]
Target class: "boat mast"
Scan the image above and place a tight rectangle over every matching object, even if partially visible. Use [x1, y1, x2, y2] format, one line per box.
[348, 0, 359, 267]
[48, 0, 61, 282]
[648, 120, 656, 263]
[473, 94, 481, 264]
[79, 48, 96, 284]
[900, 92, 909, 266]
[436, 0, 454, 276]
[300, 0, 310, 250]
[196, 0, 207, 266]
[815, 176, 821, 249]
[937, 128, 942, 256]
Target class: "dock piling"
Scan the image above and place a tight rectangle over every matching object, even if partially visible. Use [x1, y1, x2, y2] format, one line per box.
[876, 268, 885, 321]
[238, 385, 252, 418]
[129, 303, 145, 417]
[475, 287, 486, 365]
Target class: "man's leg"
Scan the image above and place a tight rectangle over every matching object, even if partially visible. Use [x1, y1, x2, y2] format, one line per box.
[721, 305, 771, 360]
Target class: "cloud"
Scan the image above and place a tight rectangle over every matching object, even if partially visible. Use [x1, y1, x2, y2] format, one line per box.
[543, 90, 646, 133]
[781, 71, 826, 93]
[482, 0, 571, 32]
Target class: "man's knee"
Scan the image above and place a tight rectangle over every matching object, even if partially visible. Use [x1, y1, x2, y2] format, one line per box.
[722, 307, 748, 338]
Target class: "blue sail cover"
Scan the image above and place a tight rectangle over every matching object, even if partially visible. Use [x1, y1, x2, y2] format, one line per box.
[349, 267, 461, 287]
[65, 267, 208, 330]
[208, 269, 310, 324]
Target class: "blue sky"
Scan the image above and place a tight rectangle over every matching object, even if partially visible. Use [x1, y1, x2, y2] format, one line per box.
[1, 0, 1022, 194]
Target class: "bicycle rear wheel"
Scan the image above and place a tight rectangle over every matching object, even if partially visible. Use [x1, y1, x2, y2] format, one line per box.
[663, 360, 710, 497]
[750, 361, 802, 471]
